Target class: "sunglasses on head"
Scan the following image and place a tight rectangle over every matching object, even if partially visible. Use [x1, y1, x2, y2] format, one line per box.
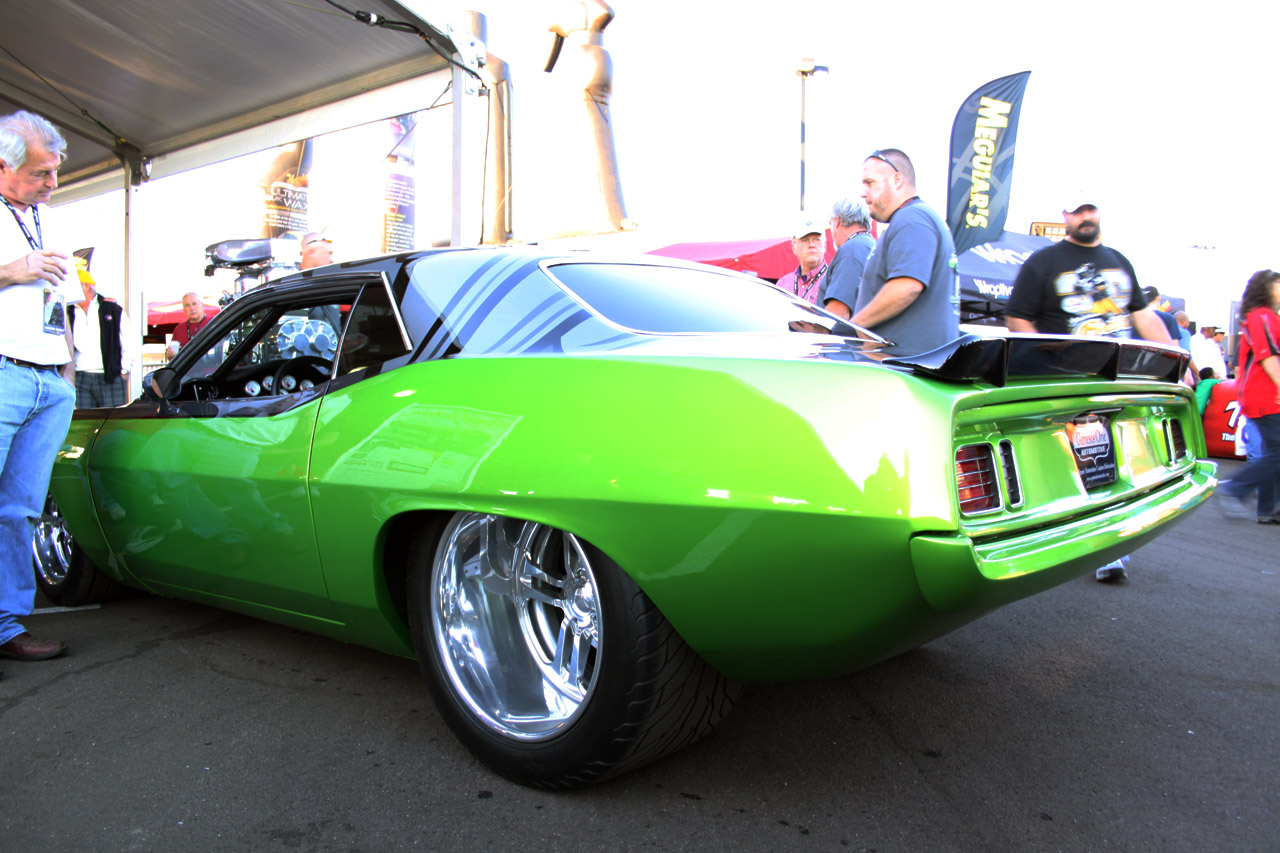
[867, 150, 899, 173]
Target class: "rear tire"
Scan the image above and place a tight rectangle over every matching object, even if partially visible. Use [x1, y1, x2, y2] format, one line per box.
[32, 493, 125, 606]
[407, 512, 739, 788]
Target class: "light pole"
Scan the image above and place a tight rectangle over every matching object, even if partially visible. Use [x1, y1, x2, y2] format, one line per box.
[798, 58, 828, 211]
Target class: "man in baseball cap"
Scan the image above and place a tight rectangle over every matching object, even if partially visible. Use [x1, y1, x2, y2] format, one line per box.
[1005, 194, 1174, 582]
[776, 213, 827, 304]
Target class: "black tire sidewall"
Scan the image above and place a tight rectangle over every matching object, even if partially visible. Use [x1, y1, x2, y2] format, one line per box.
[407, 515, 662, 788]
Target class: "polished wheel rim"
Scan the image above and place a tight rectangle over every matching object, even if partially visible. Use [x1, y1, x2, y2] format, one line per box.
[432, 513, 602, 741]
[32, 496, 73, 587]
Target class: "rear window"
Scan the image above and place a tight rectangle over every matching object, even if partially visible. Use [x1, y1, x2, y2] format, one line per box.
[548, 262, 840, 334]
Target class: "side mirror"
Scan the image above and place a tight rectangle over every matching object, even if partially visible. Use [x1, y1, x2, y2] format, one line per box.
[149, 367, 181, 401]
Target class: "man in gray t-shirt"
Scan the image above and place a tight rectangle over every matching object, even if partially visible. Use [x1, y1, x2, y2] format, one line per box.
[852, 148, 959, 356]
[817, 197, 874, 320]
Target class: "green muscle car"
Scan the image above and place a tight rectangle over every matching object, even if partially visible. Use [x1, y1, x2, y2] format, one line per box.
[32, 246, 1216, 787]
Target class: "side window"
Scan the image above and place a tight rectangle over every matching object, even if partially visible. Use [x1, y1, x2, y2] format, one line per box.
[273, 304, 344, 362]
[336, 284, 410, 377]
[171, 298, 352, 402]
[186, 308, 272, 380]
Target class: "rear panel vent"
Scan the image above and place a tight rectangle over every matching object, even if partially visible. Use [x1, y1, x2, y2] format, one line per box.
[1164, 418, 1187, 461]
[999, 440, 1023, 507]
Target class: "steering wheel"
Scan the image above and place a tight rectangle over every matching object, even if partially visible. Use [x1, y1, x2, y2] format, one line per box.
[272, 356, 333, 395]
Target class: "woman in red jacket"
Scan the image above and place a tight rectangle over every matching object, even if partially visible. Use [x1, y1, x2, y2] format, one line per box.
[1219, 269, 1280, 522]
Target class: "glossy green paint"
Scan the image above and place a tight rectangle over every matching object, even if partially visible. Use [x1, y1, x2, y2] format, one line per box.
[78, 401, 341, 630]
[51, 348, 1217, 682]
[304, 353, 1215, 681]
[913, 459, 1215, 612]
[308, 353, 956, 668]
[48, 417, 140, 584]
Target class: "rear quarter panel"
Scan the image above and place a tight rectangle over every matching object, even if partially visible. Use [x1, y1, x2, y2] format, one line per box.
[308, 353, 959, 674]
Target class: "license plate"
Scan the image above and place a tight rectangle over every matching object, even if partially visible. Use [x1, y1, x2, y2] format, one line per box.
[1067, 414, 1117, 490]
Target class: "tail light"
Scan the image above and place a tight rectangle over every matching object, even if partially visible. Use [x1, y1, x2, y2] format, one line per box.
[956, 444, 1000, 514]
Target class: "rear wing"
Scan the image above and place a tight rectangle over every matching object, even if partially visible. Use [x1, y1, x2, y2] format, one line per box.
[884, 334, 1189, 387]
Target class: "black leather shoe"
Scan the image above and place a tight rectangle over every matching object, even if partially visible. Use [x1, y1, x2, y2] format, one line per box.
[0, 632, 67, 661]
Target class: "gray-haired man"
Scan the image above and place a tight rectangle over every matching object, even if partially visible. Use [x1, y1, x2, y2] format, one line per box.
[817, 198, 874, 319]
[0, 110, 75, 664]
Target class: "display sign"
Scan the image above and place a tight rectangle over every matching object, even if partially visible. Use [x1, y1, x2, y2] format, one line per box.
[1067, 413, 1117, 490]
[1030, 221, 1066, 242]
[1203, 379, 1247, 459]
[947, 71, 1032, 256]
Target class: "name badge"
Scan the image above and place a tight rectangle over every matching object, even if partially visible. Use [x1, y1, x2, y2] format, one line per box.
[43, 285, 66, 335]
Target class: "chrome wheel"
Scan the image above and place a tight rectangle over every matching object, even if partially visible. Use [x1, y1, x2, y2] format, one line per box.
[32, 494, 74, 588]
[432, 513, 602, 741]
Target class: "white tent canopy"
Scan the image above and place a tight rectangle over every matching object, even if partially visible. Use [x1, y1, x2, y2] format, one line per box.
[0, 0, 472, 193]
[0, 1, 494, 395]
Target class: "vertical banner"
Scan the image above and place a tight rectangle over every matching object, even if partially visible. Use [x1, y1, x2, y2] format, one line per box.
[261, 139, 313, 239]
[382, 114, 417, 254]
[946, 71, 1031, 256]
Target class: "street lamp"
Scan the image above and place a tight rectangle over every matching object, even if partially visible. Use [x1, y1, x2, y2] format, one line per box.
[797, 58, 828, 211]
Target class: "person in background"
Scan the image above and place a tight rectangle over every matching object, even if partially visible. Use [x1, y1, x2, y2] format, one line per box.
[1190, 322, 1227, 379]
[1217, 269, 1280, 525]
[0, 110, 75, 666]
[1006, 201, 1172, 345]
[1195, 367, 1221, 414]
[776, 215, 827, 305]
[1172, 310, 1194, 353]
[1139, 286, 1183, 350]
[300, 232, 334, 271]
[166, 291, 213, 359]
[70, 263, 138, 408]
[1006, 198, 1173, 582]
[1213, 328, 1230, 375]
[853, 148, 959, 355]
[817, 198, 874, 320]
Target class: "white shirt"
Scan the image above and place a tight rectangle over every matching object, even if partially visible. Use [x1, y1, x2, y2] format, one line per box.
[0, 202, 78, 365]
[72, 296, 139, 376]
[1189, 332, 1227, 379]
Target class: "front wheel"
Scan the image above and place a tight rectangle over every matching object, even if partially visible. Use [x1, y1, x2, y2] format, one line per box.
[32, 494, 124, 606]
[407, 512, 739, 788]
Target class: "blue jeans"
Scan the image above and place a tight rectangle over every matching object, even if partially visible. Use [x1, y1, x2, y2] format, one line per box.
[0, 359, 75, 644]
[1223, 412, 1280, 517]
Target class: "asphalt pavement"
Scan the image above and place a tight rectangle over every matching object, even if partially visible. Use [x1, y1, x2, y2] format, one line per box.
[1, 460, 1276, 852]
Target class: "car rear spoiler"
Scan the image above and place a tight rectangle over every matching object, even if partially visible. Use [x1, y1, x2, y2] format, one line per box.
[883, 334, 1189, 387]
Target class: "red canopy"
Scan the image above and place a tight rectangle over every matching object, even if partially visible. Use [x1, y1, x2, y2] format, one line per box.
[146, 296, 222, 327]
[649, 233, 837, 281]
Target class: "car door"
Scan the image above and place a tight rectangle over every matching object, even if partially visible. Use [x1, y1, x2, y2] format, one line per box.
[85, 280, 366, 627]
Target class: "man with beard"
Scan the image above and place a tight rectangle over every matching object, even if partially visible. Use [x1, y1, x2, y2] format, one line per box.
[776, 215, 827, 305]
[852, 149, 958, 355]
[1005, 201, 1171, 342]
[1006, 200, 1173, 582]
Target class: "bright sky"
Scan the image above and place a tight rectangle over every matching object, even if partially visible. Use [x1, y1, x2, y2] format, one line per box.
[56, 0, 1277, 328]
[470, 0, 1277, 326]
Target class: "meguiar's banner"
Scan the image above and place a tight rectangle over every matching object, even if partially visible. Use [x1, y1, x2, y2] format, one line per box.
[946, 71, 1031, 256]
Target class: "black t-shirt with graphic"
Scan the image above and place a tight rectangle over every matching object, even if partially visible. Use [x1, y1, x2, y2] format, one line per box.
[1006, 241, 1147, 337]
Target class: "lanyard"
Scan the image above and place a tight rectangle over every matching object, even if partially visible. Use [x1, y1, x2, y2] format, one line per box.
[791, 262, 827, 299]
[1, 195, 42, 250]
